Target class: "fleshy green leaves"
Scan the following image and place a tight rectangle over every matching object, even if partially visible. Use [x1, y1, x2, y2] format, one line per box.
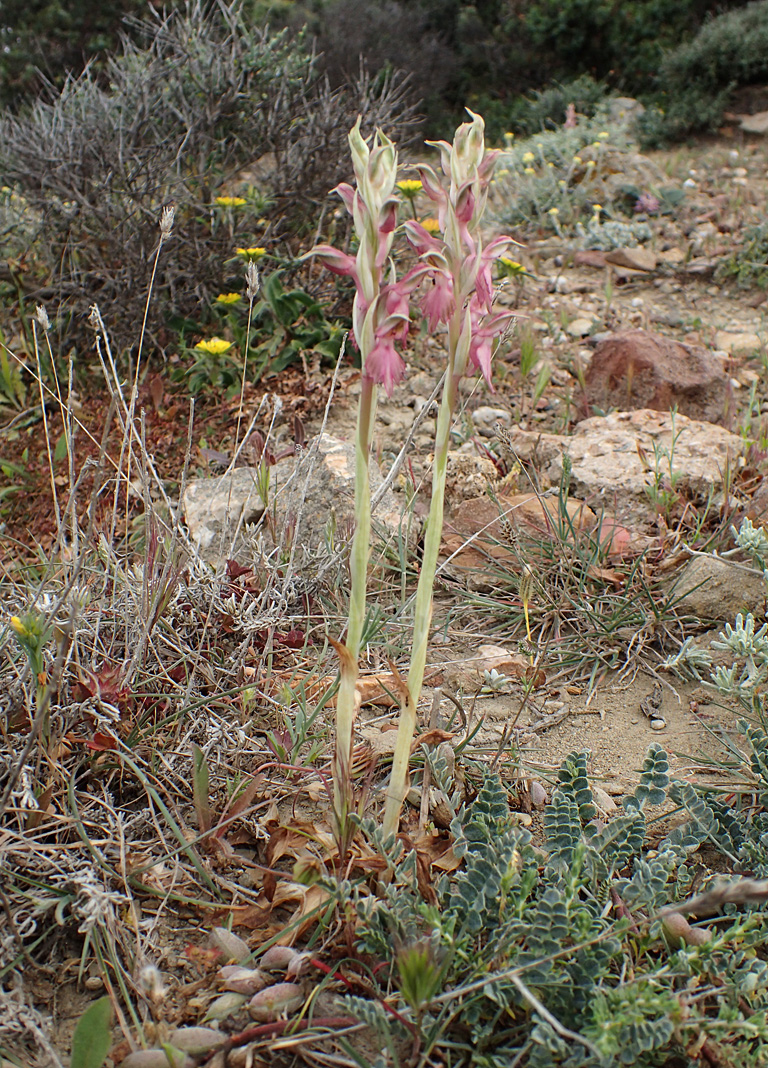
[70, 996, 112, 1068]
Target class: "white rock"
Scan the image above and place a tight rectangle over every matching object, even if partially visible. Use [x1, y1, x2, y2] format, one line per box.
[714, 330, 763, 355]
[566, 317, 596, 338]
[499, 410, 746, 529]
[472, 406, 512, 436]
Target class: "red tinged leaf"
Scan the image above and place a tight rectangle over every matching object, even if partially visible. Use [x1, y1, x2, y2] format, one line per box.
[277, 629, 307, 649]
[86, 732, 119, 752]
[227, 559, 253, 580]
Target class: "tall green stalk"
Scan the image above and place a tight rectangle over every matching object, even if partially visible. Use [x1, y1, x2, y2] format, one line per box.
[383, 364, 459, 836]
[333, 376, 377, 846]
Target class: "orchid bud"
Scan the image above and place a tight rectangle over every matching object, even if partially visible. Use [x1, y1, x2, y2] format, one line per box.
[452, 110, 485, 181]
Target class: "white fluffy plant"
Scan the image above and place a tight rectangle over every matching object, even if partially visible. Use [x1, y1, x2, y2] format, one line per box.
[309, 111, 518, 846]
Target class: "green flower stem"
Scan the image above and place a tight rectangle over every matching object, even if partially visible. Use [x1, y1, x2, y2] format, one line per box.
[333, 375, 377, 845]
[383, 364, 460, 837]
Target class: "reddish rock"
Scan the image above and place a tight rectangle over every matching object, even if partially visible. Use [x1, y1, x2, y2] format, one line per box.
[583, 329, 730, 424]
[573, 249, 608, 269]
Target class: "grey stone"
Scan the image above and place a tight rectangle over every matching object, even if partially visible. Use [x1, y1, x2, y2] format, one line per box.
[738, 111, 768, 134]
[472, 405, 512, 436]
[182, 433, 411, 564]
[280, 433, 408, 550]
[182, 467, 268, 559]
[673, 555, 766, 622]
[498, 410, 746, 529]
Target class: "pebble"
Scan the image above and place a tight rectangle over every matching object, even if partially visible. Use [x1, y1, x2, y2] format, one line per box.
[472, 406, 512, 435]
[567, 317, 596, 338]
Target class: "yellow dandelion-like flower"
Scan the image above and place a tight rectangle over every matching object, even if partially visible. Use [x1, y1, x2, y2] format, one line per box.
[420, 217, 441, 234]
[522, 151, 535, 163]
[598, 131, 609, 140]
[215, 196, 247, 207]
[586, 160, 596, 168]
[397, 179, 423, 196]
[548, 207, 559, 216]
[496, 167, 510, 178]
[235, 247, 267, 260]
[499, 257, 525, 278]
[9, 616, 28, 638]
[216, 293, 241, 304]
[592, 204, 603, 213]
[546, 162, 554, 167]
[504, 131, 515, 141]
[524, 167, 535, 175]
[195, 337, 233, 355]
[558, 179, 567, 188]
[573, 156, 582, 165]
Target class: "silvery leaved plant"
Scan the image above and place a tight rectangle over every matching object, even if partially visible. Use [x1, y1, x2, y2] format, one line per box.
[666, 519, 768, 705]
[309, 111, 518, 844]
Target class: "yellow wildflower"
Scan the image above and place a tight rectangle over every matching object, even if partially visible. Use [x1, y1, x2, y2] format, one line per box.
[573, 156, 582, 165]
[9, 616, 27, 638]
[558, 180, 567, 188]
[420, 217, 441, 234]
[522, 151, 535, 163]
[235, 247, 267, 260]
[504, 131, 515, 141]
[524, 167, 535, 175]
[397, 179, 423, 196]
[195, 337, 233, 355]
[548, 207, 559, 216]
[499, 257, 526, 277]
[215, 196, 247, 207]
[215, 293, 241, 304]
[598, 131, 609, 140]
[586, 160, 596, 168]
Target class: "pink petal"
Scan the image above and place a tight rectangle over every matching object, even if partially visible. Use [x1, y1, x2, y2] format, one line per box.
[364, 336, 406, 396]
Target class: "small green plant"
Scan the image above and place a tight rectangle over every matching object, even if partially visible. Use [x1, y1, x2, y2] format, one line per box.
[338, 752, 768, 1067]
[491, 117, 632, 234]
[716, 221, 768, 289]
[178, 267, 344, 393]
[641, 410, 685, 521]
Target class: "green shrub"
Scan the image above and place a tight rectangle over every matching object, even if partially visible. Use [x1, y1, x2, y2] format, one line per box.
[0, 0, 153, 107]
[0, 0, 418, 358]
[642, 1, 768, 142]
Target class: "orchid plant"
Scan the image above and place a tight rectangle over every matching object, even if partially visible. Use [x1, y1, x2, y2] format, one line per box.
[310, 111, 518, 846]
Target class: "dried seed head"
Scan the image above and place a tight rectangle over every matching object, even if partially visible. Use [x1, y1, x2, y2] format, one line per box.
[35, 305, 51, 331]
[160, 204, 175, 237]
[246, 261, 260, 300]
